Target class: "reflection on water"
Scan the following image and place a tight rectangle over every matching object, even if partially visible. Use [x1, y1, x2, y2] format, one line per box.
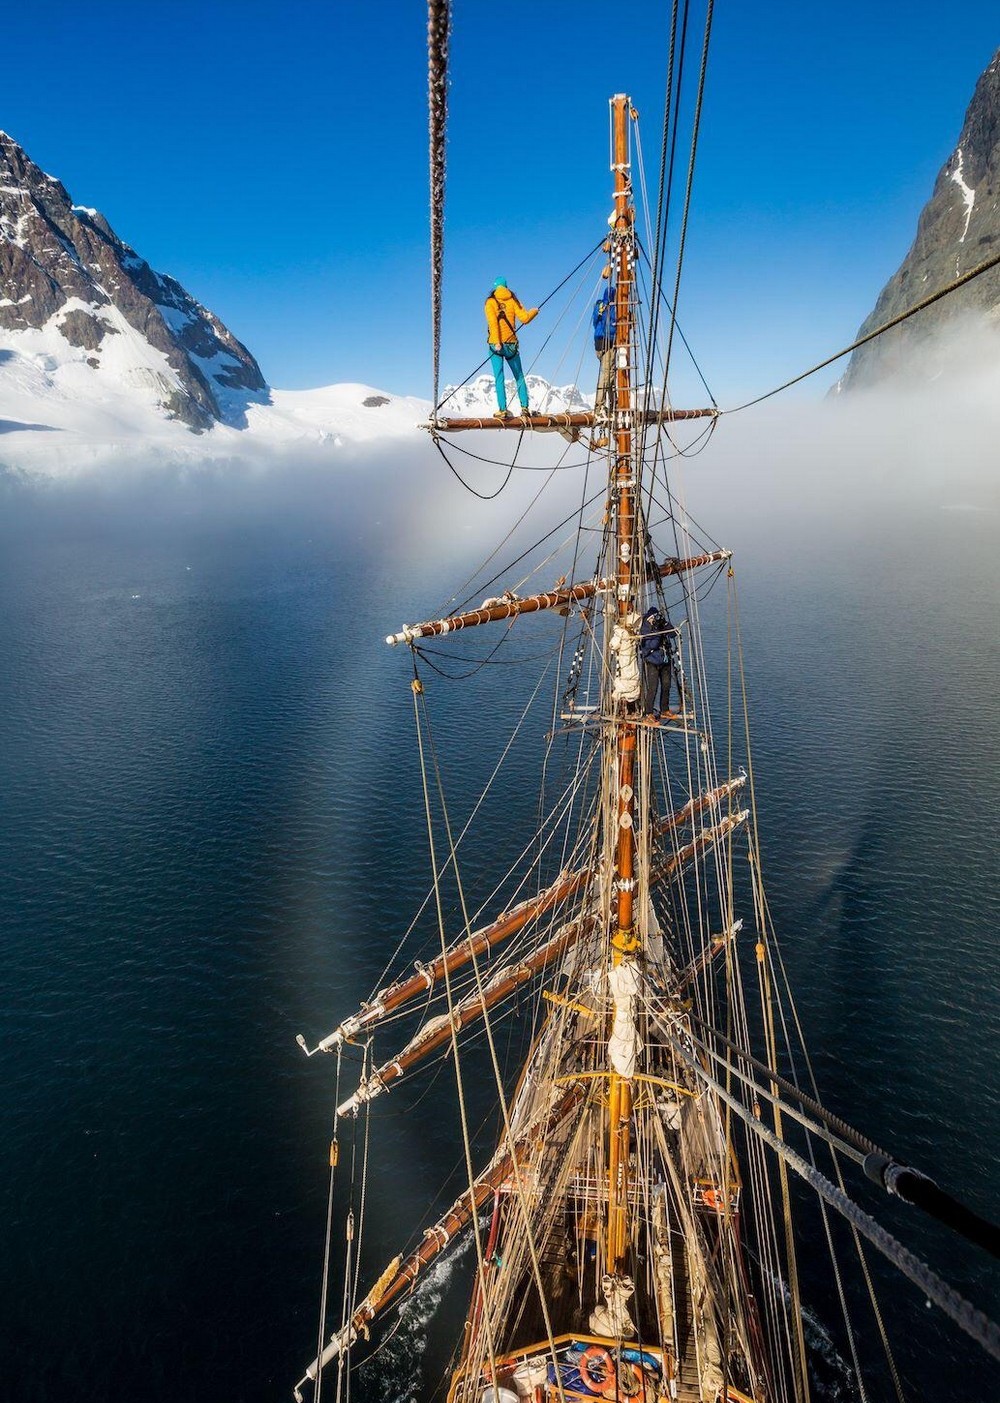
[0, 449, 997, 1403]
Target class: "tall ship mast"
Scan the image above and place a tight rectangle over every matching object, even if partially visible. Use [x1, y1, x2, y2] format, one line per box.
[291, 26, 1000, 1403]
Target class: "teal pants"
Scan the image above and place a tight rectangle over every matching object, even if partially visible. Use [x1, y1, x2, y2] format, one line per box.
[488, 342, 529, 412]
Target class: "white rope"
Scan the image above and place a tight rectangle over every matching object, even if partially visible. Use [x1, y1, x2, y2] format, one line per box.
[411, 681, 503, 1386]
[313, 1046, 343, 1403]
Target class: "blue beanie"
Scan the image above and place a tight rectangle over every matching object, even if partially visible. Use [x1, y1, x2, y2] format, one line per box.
[493, 277, 507, 289]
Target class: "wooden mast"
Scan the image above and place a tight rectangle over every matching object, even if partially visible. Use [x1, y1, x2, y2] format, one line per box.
[607, 92, 637, 1274]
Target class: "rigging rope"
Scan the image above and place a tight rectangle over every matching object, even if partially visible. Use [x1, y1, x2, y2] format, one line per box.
[414, 665, 570, 1400]
[725, 245, 1000, 413]
[723, 561, 903, 1403]
[313, 1047, 343, 1403]
[428, 0, 450, 411]
[690, 1010, 883, 1158]
[636, 241, 716, 405]
[669, 1031, 1000, 1362]
[410, 665, 503, 1389]
[662, 0, 714, 385]
[641, 0, 681, 414]
[433, 436, 519, 499]
[717, 575, 1000, 1264]
[432, 238, 606, 418]
[403, 13, 1000, 1395]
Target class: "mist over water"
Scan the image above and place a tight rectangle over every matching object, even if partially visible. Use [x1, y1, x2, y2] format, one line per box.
[1, 376, 998, 1402]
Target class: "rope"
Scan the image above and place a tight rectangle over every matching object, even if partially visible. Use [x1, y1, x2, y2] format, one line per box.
[409, 666, 503, 1387]
[432, 238, 606, 417]
[724, 571, 999, 1258]
[638, 0, 690, 498]
[447, 489, 606, 618]
[639, 0, 716, 542]
[414, 622, 539, 681]
[434, 435, 591, 472]
[334, 1041, 367, 1403]
[725, 245, 1000, 414]
[415, 667, 570, 1399]
[662, 0, 714, 384]
[636, 241, 716, 405]
[727, 567, 905, 1401]
[313, 1047, 343, 1403]
[427, 0, 450, 410]
[642, 0, 681, 398]
[670, 1030, 1000, 1363]
[433, 436, 518, 499]
[682, 1021, 865, 1166]
[689, 1010, 884, 1159]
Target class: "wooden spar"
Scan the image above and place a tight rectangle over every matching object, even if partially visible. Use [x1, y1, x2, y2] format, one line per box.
[422, 407, 717, 432]
[654, 774, 747, 837]
[303, 867, 592, 1054]
[677, 921, 743, 993]
[337, 916, 594, 1117]
[652, 809, 750, 885]
[385, 549, 731, 647]
[607, 91, 636, 1276]
[294, 1085, 585, 1398]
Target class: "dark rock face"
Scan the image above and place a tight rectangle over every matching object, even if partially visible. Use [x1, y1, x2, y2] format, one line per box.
[58, 307, 116, 351]
[839, 49, 1000, 390]
[0, 131, 267, 428]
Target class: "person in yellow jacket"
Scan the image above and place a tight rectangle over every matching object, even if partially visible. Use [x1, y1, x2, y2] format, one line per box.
[485, 278, 538, 417]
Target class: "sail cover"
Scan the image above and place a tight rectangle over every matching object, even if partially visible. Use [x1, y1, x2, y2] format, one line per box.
[610, 613, 641, 702]
[608, 960, 642, 1077]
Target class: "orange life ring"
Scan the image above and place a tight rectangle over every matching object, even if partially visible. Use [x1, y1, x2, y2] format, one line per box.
[579, 1345, 616, 1397]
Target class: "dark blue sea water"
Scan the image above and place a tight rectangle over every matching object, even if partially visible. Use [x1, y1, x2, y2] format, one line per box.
[1, 452, 997, 1403]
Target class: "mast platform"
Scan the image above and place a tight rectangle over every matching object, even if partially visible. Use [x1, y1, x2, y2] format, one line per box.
[556, 710, 699, 735]
[422, 407, 718, 433]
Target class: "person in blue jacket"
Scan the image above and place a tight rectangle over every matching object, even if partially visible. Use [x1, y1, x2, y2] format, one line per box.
[639, 606, 678, 718]
[589, 273, 611, 448]
[592, 273, 616, 442]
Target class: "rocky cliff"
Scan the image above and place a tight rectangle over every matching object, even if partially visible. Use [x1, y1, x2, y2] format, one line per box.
[0, 132, 266, 428]
[838, 49, 1000, 389]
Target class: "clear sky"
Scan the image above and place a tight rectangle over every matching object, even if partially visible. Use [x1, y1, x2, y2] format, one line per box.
[1, 2, 997, 404]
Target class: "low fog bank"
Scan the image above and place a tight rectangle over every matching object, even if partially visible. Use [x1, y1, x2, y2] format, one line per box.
[696, 340, 1000, 539]
[1, 336, 998, 587]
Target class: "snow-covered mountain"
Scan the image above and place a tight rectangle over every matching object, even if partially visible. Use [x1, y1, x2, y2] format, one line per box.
[0, 131, 594, 475]
[0, 130, 266, 430]
[838, 48, 1000, 389]
[440, 373, 592, 417]
[0, 373, 430, 476]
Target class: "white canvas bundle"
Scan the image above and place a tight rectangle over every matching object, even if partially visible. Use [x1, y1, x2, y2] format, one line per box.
[610, 613, 641, 701]
[608, 960, 642, 1078]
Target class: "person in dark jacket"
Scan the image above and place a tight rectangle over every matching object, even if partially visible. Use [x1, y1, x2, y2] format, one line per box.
[639, 606, 677, 718]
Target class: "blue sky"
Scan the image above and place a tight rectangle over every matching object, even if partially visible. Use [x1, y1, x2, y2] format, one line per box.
[2, 2, 997, 403]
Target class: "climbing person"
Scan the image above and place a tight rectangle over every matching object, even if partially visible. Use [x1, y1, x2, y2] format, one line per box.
[485, 278, 538, 418]
[592, 270, 616, 448]
[639, 606, 678, 718]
